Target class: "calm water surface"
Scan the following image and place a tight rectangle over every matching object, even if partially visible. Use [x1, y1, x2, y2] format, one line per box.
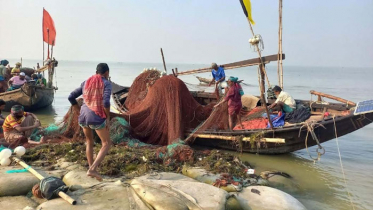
[12, 59, 373, 210]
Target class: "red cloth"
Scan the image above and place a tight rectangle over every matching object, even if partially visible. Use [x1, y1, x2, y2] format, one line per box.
[43, 9, 56, 46]
[233, 118, 268, 130]
[83, 75, 106, 118]
[225, 83, 242, 115]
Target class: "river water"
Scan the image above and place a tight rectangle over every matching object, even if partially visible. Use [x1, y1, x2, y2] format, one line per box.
[10, 59, 373, 210]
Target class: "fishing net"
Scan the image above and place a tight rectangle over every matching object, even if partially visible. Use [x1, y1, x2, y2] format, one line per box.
[117, 70, 271, 146]
[29, 99, 84, 143]
[156, 139, 194, 165]
[109, 117, 152, 147]
[120, 71, 213, 145]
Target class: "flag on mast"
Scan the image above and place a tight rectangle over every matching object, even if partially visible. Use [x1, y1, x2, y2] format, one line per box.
[239, 0, 255, 25]
[43, 8, 56, 58]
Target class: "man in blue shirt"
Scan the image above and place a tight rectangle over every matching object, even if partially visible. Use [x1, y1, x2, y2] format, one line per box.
[209, 63, 226, 100]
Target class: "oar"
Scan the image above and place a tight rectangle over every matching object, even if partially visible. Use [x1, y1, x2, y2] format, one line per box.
[11, 156, 77, 205]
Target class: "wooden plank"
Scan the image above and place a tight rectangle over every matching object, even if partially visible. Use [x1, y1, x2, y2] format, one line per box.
[310, 90, 356, 106]
[177, 54, 285, 76]
[194, 134, 285, 143]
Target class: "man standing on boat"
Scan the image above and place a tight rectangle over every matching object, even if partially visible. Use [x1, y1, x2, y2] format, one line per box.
[0, 60, 9, 92]
[208, 63, 226, 100]
[11, 62, 21, 76]
[68, 63, 112, 181]
[268, 86, 296, 113]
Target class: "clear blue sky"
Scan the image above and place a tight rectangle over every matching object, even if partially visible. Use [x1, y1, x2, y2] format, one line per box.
[1, 0, 372, 67]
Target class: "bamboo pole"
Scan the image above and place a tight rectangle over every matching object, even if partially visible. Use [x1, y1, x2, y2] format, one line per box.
[160, 48, 167, 74]
[194, 134, 285, 143]
[245, 19, 273, 129]
[47, 29, 50, 59]
[310, 90, 356, 106]
[42, 8, 45, 66]
[12, 157, 77, 205]
[279, 0, 284, 89]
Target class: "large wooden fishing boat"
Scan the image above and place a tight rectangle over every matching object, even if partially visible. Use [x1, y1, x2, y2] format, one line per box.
[0, 61, 58, 112]
[0, 83, 55, 112]
[111, 54, 373, 154]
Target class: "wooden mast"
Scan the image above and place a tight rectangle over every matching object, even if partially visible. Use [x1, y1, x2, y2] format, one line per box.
[177, 54, 285, 76]
[42, 8, 45, 66]
[278, 0, 284, 89]
[160, 48, 167, 74]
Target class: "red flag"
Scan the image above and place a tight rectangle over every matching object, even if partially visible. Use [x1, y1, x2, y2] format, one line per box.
[43, 8, 56, 46]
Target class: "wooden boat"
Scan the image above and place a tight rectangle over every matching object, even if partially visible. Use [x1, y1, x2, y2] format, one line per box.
[0, 82, 55, 112]
[111, 82, 373, 154]
[0, 60, 58, 112]
[111, 54, 373, 154]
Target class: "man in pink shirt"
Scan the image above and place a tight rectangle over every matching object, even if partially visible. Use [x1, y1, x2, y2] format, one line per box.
[8, 72, 26, 91]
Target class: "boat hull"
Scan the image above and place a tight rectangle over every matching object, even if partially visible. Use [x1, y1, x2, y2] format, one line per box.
[0, 85, 55, 112]
[110, 81, 373, 154]
[191, 112, 373, 154]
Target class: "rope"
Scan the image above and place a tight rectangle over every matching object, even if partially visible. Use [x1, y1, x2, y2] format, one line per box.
[332, 116, 356, 210]
[247, 21, 271, 87]
[299, 121, 326, 162]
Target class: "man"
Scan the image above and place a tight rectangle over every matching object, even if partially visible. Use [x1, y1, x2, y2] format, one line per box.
[68, 63, 112, 181]
[0, 60, 9, 92]
[268, 86, 296, 113]
[208, 63, 226, 100]
[36, 74, 47, 87]
[8, 72, 26, 91]
[36, 63, 40, 70]
[2, 105, 45, 149]
[11, 62, 21, 75]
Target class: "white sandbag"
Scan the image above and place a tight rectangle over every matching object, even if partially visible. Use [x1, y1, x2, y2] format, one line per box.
[0, 166, 39, 196]
[62, 170, 100, 187]
[0, 196, 39, 210]
[235, 186, 307, 210]
[37, 182, 150, 210]
[182, 166, 242, 192]
[131, 172, 228, 210]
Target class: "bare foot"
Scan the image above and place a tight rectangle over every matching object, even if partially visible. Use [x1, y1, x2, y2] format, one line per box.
[87, 170, 103, 181]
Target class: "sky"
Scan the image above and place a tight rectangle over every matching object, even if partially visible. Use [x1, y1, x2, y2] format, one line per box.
[0, 0, 372, 67]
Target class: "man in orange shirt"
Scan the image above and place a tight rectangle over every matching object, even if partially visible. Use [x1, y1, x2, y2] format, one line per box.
[2, 105, 45, 148]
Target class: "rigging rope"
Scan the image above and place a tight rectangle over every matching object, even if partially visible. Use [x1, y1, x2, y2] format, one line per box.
[299, 121, 325, 163]
[332, 116, 356, 210]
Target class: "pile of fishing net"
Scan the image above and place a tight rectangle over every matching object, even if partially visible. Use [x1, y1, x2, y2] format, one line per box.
[120, 70, 214, 145]
[29, 99, 84, 143]
[155, 140, 194, 165]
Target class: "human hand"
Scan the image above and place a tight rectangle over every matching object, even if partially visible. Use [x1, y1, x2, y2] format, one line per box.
[34, 119, 41, 127]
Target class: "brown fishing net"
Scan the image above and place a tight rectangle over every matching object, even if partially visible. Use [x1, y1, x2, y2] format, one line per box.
[120, 71, 213, 145]
[118, 70, 270, 146]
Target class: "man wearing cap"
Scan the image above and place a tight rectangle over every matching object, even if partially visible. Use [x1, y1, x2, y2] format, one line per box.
[2, 105, 45, 148]
[11, 62, 21, 76]
[8, 72, 26, 91]
[208, 63, 226, 100]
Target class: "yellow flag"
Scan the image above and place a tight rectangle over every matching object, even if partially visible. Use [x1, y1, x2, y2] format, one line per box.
[239, 0, 255, 25]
